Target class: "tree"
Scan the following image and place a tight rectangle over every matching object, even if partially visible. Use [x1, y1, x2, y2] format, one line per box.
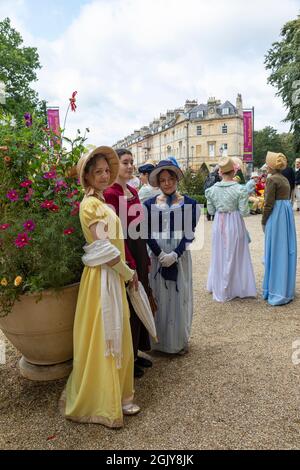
[0, 18, 41, 119]
[253, 126, 295, 167]
[265, 16, 300, 153]
[253, 126, 282, 167]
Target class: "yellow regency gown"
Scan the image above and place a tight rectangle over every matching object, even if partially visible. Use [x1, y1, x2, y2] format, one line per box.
[60, 196, 134, 427]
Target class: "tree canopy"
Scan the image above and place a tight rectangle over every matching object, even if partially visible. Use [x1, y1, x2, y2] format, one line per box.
[253, 126, 295, 167]
[265, 16, 300, 153]
[0, 17, 42, 119]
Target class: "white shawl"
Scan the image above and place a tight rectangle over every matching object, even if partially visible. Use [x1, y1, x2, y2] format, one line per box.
[82, 239, 123, 368]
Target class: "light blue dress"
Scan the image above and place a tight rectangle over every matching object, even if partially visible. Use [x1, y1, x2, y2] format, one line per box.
[262, 200, 297, 305]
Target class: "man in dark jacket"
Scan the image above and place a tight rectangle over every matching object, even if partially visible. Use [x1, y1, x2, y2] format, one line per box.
[282, 165, 296, 200]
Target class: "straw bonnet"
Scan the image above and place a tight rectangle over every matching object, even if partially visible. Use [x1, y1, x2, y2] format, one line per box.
[218, 156, 235, 174]
[77, 146, 119, 190]
[266, 151, 287, 170]
[148, 159, 183, 187]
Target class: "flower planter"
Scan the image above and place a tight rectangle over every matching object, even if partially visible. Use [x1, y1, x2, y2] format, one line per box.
[0, 283, 79, 381]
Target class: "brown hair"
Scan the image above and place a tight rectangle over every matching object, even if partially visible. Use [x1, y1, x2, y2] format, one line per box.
[84, 153, 107, 175]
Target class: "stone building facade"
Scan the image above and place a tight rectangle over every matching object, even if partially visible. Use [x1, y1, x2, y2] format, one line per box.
[114, 94, 244, 170]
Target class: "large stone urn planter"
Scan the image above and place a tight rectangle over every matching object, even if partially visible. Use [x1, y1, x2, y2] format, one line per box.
[0, 283, 79, 381]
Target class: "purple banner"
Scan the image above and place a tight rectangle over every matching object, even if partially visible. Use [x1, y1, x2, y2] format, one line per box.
[47, 108, 61, 146]
[243, 111, 253, 162]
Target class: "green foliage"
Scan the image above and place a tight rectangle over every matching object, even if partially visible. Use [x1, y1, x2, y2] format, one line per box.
[0, 18, 42, 119]
[253, 126, 296, 167]
[0, 111, 87, 316]
[179, 169, 205, 196]
[188, 194, 206, 206]
[265, 16, 300, 153]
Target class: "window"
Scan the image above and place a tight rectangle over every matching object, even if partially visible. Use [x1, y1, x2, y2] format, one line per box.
[196, 125, 202, 135]
[196, 110, 204, 118]
[208, 143, 215, 158]
[221, 143, 228, 156]
[222, 107, 229, 115]
[222, 124, 228, 134]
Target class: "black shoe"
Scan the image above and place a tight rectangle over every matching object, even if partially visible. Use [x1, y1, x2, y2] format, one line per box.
[136, 356, 152, 368]
[134, 363, 144, 378]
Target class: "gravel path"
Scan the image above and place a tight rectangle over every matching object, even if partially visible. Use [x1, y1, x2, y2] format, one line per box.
[1, 212, 300, 450]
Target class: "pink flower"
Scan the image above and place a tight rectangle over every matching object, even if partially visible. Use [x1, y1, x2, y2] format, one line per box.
[14, 232, 31, 248]
[63, 227, 75, 235]
[20, 179, 33, 188]
[24, 188, 34, 202]
[23, 219, 36, 231]
[0, 224, 10, 230]
[43, 170, 57, 180]
[41, 200, 54, 209]
[6, 190, 19, 202]
[54, 179, 68, 193]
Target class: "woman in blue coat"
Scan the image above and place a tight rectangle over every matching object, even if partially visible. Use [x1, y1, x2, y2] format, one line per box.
[143, 160, 199, 354]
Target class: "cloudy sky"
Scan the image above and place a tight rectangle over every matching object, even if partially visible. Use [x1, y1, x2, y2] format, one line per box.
[0, 0, 299, 145]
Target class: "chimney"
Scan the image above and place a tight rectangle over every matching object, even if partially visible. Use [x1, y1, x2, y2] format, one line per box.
[236, 93, 243, 114]
[184, 99, 198, 113]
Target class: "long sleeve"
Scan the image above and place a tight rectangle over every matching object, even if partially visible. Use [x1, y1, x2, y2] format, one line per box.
[205, 188, 216, 215]
[104, 189, 137, 270]
[262, 178, 276, 226]
[238, 187, 250, 217]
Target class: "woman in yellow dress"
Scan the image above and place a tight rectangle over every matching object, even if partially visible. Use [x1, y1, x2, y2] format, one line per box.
[60, 146, 140, 428]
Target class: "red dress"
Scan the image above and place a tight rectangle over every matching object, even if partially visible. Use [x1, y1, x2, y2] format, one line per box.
[104, 183, 151, 357]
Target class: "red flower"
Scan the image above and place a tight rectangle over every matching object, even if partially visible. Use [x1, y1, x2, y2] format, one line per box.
[50, 204, 59, 212]
[70, 201, 80, 216]
[15, 232, 31, 248]
[63, 227, 75, 235]
[70, 91, 77, 112]
[20, 179, 33, 188]
[0, 224, 10, 230]
[67, 189, 79, 199]
[41, 200, 54, 209]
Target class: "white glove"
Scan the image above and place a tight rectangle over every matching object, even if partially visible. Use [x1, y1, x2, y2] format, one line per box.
[160, 251, 178, 268]
[158, 251, 167, 263]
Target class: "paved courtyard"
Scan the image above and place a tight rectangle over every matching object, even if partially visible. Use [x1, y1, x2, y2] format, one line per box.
[0, 212, 300, 450]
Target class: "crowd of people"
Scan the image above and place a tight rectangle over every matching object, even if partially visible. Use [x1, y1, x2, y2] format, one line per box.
[59, 146, 298, 428]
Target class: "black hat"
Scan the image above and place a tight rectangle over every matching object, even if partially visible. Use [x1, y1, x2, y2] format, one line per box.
[138, 163, 155, 174]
